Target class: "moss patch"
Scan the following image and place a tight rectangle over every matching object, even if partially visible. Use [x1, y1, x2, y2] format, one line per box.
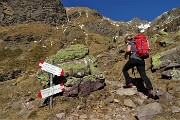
[152, 54, 162, 70]
[52, 44, 89, 63]
[171, 69, 180, 80]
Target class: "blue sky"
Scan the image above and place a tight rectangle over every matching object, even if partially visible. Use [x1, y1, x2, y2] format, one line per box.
[61, 0, 180, 22]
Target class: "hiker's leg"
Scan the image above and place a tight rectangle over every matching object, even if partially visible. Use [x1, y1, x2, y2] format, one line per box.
[122, 59, 136, 84]
[137, 60, 153, 89]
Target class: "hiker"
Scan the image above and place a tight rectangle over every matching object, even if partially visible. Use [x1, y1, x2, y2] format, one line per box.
[122, 34, 153, 96]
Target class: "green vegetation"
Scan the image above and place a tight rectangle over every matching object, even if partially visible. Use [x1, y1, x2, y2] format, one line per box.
[52, 44, 89, 63]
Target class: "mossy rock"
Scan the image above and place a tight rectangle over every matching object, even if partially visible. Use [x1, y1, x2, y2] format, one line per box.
[171, 69, 180, 80]
[158, 30, 168, 36]
[51, 44, 89, 63]
[36, 70, 49, 85]
[162, 69, 180, 80]
[65, 73, 105, 87]
[65, 77, 81, 87]
[152, 53, 163, 70]
[159, 39, 174, 47]
[36, 44, 104, 87]
[151, 34, 160, 39]
[60, 62, 91, 77]
[152, 46, 180, 70]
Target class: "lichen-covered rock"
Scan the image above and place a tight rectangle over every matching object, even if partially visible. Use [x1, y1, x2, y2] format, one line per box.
[159, 39, 175, 47]
[152, 46, 180, 80]
[162, 69, 180, 80]
[52, 44, 89, 63]
[152, 46, 180, 70]
[36, 44, 105, 96]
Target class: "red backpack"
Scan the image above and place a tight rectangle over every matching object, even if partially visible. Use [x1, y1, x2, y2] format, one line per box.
[133, 34, 150, 59]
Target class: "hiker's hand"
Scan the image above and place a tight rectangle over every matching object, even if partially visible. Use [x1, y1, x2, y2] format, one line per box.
[124, 54, 128, 59]
[124, 52, 129, 59]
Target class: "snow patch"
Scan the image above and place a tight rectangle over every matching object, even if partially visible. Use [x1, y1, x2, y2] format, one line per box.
[79, 24, 84, 29]
[138, 23, 150, 33]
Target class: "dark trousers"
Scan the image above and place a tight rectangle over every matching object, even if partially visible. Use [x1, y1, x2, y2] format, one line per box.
[122, 58, 153, 89]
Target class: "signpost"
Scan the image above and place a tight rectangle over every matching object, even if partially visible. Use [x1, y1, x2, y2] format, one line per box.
[38, 60, 64, 109]
[38, 60, 64, 76]
[49, 58, 53, 109]
[38, 83, 65, 98]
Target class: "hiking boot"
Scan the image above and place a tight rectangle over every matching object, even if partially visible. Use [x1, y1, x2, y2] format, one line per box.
[147, 89, 155, 98]
[123, 83, 133, 88]
[148, 89, 153, 94]
[147, 89, 159, 99]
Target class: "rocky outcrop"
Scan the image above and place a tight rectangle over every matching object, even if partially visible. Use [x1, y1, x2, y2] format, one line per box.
[147, 7, 180, 35]
[152, 46, 180, 80]
[0, 69, 23, 82]
[36, 44, 105, 97]
[85, 19, 120, 37]
[0, 0, 68, 26]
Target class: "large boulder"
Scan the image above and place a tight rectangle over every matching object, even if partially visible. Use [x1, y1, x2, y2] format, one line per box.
[36, 44, 105, 97]
[136, 102, 163, 120]
[152, 46, 180, 80]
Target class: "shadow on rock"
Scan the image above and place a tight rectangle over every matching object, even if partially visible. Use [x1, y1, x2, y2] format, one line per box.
[131, 78, 159, 100]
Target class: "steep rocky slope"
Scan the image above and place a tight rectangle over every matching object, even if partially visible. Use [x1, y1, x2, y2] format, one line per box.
[147, 7, 180, 35]
[0, 1, 180, 120]
[0, 0, 67, 25]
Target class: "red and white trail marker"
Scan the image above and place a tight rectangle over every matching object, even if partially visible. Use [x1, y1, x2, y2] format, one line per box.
[38, 83, 65, 98]
[38, 60, 64, 76]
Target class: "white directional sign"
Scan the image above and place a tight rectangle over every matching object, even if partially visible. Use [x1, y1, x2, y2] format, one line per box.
[38, 83, 65, 98]
[38, 60, 64, 76]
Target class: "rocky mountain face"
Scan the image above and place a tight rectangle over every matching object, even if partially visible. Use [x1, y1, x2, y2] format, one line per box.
[0, 0, 67, 25]
[148, 7, 180, 35]
[0, 1, 180, 120]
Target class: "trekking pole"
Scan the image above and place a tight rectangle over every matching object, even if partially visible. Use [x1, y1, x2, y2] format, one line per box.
[132, 67, 136, 78]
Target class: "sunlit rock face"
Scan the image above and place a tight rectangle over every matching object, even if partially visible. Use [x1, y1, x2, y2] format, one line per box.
[0, 0, 68, 26]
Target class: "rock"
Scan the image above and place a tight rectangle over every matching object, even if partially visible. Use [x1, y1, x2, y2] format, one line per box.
[36, 44, 106, 97]
[78, 80, 105, 97]
[154, 89, 174, 100]
[56, 113, 65, 119]
[152, 46, 180, 71]
[133, 98, 144, 105]
[79, 114, 88, 119]
[18, 108, 30, 118]
[65, 116, 74, 120]
[171, 106, 180, 113]
[124, 99, 136, 108]
[161, 69, 180, 80]
[136, 102, 163, 120]
[106, 97, 114, 103]
[137, 92, 148, 100]
[116, 87, 138, 96]
[152, 46, 180, 80]
[114, 99, 119, 103]
[65, 116, 75, 120]
[0, 70, 23, 82]
[11, 97, 26, 109]
[159, 39, 174, 47]
[1, 0, 67, 26]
